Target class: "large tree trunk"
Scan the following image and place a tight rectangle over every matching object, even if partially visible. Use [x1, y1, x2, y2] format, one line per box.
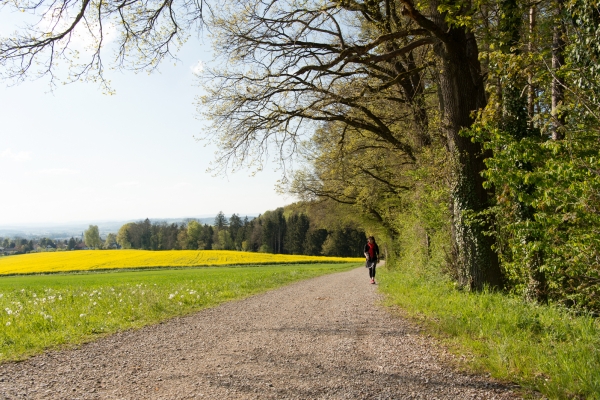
[429, 6, 502, 289]
[528, 6, 537, 122]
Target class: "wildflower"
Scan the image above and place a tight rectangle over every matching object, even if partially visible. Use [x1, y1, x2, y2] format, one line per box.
[5, 321, 10, 326]
[5, 308, 12, 315]
[79, 314, 86, 318]
[32, 293, 37, 298]
[93, 302, 97, 306]
[0, 294, 3, 298]
[107, 311, 112, 315]
[169, 294, 175, 299]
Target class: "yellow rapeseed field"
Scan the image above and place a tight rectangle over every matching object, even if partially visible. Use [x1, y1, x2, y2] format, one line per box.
[0, 250, 364, 275]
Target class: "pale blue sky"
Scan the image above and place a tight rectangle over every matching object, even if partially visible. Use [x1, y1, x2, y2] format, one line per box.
[0, 31, 292, 225]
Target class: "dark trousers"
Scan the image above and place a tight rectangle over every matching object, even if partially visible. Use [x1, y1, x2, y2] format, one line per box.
[368, 266, 376, 279]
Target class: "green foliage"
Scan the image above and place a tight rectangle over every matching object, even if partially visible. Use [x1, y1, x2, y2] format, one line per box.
[464, 0, 600, 312]
[213, 229, 234, 250]
[567, 0, 600, 106]
[213, 211, 228, 230]
[83, 225, 102, 249]
[303, 229, 328, 256]
[285, 214, 310, 255]
[386, 149, 452, 274]
[103, 233, 117, 249]
[116, 223, 133, 249]
[321, 228, 366, 258]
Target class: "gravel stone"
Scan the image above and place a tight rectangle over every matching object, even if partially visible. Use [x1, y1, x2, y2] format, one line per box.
[0, 267, 521, 399]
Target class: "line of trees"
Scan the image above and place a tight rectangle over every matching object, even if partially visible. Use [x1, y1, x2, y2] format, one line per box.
[113, 210, 366, 257]
[0, 237, 86, 254]
[2, 209, 368, 258]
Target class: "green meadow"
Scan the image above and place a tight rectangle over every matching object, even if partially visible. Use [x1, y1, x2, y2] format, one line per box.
[0, 263, 359, 362]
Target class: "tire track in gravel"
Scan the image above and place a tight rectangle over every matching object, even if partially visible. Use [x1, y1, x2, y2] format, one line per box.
[0, 267, 521, 399]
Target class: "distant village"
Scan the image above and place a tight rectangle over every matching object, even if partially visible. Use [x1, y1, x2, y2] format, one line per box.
[0, 235, 114, 256]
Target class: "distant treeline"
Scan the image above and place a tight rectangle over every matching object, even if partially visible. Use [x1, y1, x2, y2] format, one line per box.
[114, 209, 366, 257]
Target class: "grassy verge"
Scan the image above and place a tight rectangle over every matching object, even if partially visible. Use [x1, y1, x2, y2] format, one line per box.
[0, 263, 359, 363]
[378, 264, 600, 399]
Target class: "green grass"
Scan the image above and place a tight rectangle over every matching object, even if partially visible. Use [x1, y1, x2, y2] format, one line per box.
[378, 264, 600, 399]
[0, 263, 359, 363]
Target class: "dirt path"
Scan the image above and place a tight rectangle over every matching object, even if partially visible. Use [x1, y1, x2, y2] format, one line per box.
[0, 268, 520, 399]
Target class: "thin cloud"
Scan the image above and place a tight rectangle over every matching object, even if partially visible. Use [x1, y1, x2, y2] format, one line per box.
[190, 60, 204, 75]
[115, 181, 140, 188]
[1, 149, 32, 162]
[173, 182, 191, 189]
[39, 168, 79, 176]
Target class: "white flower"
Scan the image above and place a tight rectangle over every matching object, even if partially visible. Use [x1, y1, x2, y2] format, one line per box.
[5, 308, 12, 315]
[79, 314, 86, 318]
[0, 293, 3, 298]
[93, 302, 97, 306]
[5, 321, 10, 326]
[32, 293, 37, 298]
[169, 294, 176, 299]
[107, 311, 112, 315]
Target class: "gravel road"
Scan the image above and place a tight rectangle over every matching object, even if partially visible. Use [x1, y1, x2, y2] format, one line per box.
[0, 267, 520, 399]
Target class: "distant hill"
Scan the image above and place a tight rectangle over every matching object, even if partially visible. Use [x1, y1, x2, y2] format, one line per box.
[0, 215, 257, 240]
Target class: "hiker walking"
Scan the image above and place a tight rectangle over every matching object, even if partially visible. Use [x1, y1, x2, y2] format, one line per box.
[364, 236, 380, 284]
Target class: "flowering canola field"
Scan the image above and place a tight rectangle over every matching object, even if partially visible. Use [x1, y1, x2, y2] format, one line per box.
[0, 250, 364, 275]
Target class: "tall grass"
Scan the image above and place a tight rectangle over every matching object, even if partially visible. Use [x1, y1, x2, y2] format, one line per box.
[378, 265, 600, 399]
[0, 263, 359, 362]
